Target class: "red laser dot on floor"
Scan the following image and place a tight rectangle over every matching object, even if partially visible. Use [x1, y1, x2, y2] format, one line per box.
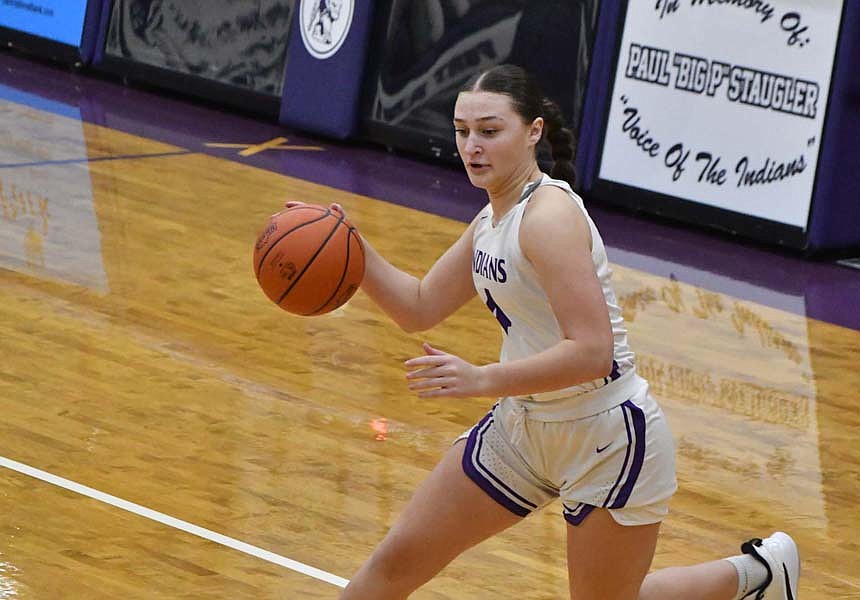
[370, 418, 388, 441]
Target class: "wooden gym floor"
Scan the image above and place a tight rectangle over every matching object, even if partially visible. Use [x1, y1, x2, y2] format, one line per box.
[0, 51, 858, 598]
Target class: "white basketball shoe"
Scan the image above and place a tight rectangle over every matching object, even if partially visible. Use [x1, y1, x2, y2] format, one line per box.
[741, 532, 800, 600]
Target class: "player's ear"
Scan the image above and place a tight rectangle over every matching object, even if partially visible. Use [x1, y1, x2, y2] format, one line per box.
[528, 117, 544, 145]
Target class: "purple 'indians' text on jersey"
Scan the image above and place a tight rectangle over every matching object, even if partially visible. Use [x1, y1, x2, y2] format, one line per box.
[471, 174, 635, 401]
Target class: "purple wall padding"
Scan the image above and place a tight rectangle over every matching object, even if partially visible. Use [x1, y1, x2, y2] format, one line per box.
[79, 0, 105, 64]
[577, 0, 623, 192]
[91, 0, 112, 65]
[806, 1, 860, 251]
[279, 1, 376, 140]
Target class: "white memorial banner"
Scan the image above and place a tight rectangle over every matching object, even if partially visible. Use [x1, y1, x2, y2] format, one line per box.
[598, 0, 845, 228]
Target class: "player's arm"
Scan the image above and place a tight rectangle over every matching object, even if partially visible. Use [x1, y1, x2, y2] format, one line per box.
[478, 188, 614, 396]
[360, 216, 479, 332]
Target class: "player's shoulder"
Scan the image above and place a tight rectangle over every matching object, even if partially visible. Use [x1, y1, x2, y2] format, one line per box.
[525, 182, 584, 225]
[522, 181, 592, 251]
[530, 183, 573, 207]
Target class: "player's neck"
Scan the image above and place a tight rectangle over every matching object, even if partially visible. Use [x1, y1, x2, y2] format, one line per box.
[487, 164, 542, 224]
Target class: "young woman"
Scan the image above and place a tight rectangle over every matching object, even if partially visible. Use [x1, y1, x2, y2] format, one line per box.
[317, 64, 799, 599]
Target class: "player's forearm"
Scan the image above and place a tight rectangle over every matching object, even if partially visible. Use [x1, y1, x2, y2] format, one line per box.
[359, 240, 433, 332]
[478, 339, 613, 398]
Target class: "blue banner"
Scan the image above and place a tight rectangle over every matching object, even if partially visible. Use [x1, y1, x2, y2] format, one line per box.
[0, 0, 88, 46]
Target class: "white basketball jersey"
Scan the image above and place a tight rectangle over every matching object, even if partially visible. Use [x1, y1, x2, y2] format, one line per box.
[472, 174, 636, 406]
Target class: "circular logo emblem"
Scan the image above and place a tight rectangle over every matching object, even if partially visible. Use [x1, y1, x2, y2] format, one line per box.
[299, 0, 354, 60]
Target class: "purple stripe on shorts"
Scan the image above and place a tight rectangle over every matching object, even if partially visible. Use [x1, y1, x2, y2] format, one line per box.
[563, 502, 596, 526]
[473, 418, 538, 509]
[603, 406, 634, 508]
[461, 414, 534, 517]
[609, 401, 647, 509]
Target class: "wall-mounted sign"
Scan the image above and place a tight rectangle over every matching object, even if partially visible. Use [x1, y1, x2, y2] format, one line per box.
[0, 0, 88, 46]
[598, 0, 845, 228]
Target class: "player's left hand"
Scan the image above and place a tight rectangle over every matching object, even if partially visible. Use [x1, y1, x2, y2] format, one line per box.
[404, 342, 487, 398]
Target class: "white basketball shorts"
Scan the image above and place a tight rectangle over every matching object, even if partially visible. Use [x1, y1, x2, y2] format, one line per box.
[457, 376, 677, 526]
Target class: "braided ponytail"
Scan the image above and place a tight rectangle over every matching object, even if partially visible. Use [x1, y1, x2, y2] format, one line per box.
[541, 98, 577, 188]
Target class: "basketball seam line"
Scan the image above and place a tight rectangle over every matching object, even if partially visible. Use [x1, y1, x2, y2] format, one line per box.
[277, 210, 346, 305]
[307, 229, 352, 315]
[255, 206, 330, 276]
[306, 226, 364, 316]
[350, 227, 366, 261]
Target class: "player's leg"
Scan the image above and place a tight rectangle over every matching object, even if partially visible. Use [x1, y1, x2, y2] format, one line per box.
[639, 531, 800, 600]
[561, 391, 673, 599]
[565, 510, 743, 600]
[562, 388, 799, 600]
[339, 439, 523, 600]
[638, 559, 738, 600]
[566, 507, 660, 600]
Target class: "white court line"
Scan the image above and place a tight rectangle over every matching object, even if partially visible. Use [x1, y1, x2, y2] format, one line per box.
[0, 456, 349, 589]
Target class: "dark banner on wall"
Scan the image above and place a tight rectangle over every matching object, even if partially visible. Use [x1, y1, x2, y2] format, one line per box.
[103, 0, 295, 96]
[362, 0, 601, 162]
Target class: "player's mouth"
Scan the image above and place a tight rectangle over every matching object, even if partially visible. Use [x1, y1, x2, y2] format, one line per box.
[468, 162, 489, 172]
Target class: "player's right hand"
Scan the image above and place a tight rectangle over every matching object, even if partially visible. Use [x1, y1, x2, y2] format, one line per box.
[283, 201, 344, 216]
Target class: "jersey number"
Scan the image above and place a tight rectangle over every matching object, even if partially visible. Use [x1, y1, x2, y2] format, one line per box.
[484, 289, 512, 334]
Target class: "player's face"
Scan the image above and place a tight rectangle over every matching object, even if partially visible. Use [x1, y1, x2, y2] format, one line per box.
[453, 91, 542, 190]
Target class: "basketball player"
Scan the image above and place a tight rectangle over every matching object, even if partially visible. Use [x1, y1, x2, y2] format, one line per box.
[297, 64, 801, 599]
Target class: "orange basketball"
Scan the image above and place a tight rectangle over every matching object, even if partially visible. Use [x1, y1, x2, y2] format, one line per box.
[253, 204, 365, 316]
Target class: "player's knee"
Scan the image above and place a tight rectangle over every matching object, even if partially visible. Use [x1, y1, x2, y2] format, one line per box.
[364, 538, 433, 588]
[637, 567, 687, 600]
